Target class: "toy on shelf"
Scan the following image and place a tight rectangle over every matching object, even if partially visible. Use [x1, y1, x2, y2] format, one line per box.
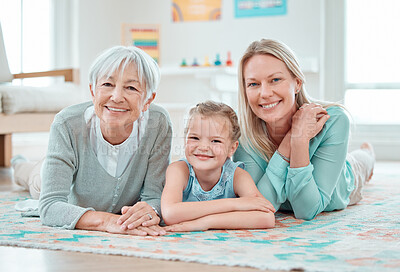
[203, 56, 211, 66]
[191, 58, 199, 66]
[180, 58, 187, 67]
[214, 53, 222, 66]
[226, 51, 233, 67]
[180, 52, 234, 68]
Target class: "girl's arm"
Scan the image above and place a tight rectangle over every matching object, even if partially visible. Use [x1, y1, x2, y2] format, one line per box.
[163, 167, 275, 231]
[164, 211, 275, 232]
[161, 162, 273, 225]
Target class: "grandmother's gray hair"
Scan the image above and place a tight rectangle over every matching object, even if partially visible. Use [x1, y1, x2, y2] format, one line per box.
[89, 46, 160, 99]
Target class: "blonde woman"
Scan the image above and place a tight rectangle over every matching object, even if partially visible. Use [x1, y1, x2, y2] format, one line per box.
[234, 39, 375, 220]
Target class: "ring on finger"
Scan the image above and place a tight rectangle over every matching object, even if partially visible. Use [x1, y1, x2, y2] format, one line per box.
[147, 213, 153, 220]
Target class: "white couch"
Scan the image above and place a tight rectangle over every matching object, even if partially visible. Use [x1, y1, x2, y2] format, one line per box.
[0, 23, 84, 166]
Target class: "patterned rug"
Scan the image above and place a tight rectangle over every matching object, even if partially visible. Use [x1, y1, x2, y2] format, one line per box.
[0, 172, 399, 272]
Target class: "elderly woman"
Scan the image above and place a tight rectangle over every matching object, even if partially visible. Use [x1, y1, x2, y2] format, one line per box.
[13, 46, 172, 236]
[234, 39, 375, 220]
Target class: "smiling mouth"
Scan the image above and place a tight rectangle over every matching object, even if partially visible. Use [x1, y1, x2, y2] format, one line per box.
[106, 106, 128, 112]
[194, 154, 214, 160]
[260, 101, 279, 109]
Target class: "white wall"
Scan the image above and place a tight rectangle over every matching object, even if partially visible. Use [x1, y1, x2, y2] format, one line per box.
[60, 0, 324, 159]
[71, 0, 323, 101]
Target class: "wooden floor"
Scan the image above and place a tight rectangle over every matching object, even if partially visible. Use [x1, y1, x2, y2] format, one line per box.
[0, 166, 279, 272]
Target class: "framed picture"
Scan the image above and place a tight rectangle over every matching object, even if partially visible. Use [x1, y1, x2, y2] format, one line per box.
[172, 0, 222, 22]
[235, 0, 287, 18]
[121, 24, 160, 64]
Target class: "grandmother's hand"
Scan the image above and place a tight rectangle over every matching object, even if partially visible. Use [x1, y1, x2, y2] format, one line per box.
[103, 213, 166, 236]
[117, 202, 160, 231]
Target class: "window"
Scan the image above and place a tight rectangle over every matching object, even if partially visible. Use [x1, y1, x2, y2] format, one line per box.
[345, 0, 400, 124]
[0, 0, 51, 75]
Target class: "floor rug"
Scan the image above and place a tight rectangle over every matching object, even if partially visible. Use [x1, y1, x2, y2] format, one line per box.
[0, 173, 399, 272]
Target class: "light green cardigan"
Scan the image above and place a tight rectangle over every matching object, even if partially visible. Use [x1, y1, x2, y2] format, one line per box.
[234, 106, 354, 220]
[39, 102, 172, 229]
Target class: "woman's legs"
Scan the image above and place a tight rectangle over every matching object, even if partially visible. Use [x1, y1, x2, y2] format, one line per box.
[12, 156, 44, 200]
[347, 142, 375, 205]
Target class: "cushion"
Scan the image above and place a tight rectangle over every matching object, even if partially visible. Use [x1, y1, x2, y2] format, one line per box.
[0, 82, 87, 114]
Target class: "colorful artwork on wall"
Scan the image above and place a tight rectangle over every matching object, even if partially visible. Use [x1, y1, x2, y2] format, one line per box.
[234, 0, 287, 18]
[172, 0, 222, 22]
[121, 24, 160, 64]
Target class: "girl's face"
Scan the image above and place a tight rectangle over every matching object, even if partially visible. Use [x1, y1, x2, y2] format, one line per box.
[243, 54, 301, 125]
[185, 115, 238, 173]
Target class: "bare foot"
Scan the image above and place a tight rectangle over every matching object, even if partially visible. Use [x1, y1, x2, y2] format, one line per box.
[360, 142, 375, 181]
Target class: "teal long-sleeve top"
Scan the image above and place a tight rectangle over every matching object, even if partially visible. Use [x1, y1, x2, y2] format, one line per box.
[233, 106, 355, 220]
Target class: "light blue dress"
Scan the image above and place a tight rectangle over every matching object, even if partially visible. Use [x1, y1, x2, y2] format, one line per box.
[233, 106, 355, 220]
[181, 159, 244, 202]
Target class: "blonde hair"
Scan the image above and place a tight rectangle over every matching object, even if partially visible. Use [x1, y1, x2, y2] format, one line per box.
[185, 101, 241, 142]
[238, 39, 339, 161]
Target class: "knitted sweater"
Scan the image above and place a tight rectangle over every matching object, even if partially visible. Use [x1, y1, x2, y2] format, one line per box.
[39, 102, 172, 229]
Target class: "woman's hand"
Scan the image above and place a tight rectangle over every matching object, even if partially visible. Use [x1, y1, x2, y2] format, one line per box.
[234, 196, 276, 213]
[291, 103, 330, 142]
[117, 202, 160, 230]
[76, 211, 166, 236]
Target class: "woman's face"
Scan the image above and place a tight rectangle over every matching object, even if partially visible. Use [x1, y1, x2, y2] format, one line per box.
[243, 54, 301, 125]
[90, 62, 154, 134]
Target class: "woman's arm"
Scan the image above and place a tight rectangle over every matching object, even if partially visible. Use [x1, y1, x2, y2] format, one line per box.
[283, 107, 350, 220]
[161, 162, 273, 225]
[39, 119, 94, 229]
[290, 103, 329, 168]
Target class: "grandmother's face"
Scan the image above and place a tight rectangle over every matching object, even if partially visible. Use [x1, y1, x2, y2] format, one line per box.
[90, 63, 155, 134]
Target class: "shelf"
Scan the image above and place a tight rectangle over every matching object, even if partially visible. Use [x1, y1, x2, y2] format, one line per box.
[160, 66, 237, 77]
[160, 57, 318, 76]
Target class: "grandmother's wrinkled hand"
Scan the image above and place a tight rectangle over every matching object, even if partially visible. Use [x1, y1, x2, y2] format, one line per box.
[104, 213, 166, 236]
[117, 201, 160, 231]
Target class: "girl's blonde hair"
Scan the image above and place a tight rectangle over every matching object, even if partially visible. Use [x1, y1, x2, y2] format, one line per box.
[185, 100, 241, 142]
[238, 39, 339, 161]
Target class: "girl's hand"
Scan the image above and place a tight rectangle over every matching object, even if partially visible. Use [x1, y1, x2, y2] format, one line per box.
[117, 202, 160, 230]
[164, 218, 208, 232]
[291, 103, 330, 142]
[235, 196, 276, 213]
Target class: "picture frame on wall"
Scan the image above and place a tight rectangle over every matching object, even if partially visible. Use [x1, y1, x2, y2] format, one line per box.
[172, 0, 222, 22]
[234, 0, 287, 18]
[121, 24, 160, 64]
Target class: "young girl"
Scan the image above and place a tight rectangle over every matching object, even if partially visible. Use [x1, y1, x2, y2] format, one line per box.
[161, 101, 275, 232]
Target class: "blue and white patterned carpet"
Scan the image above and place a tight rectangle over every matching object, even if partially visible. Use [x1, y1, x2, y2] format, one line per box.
[0, 170, 399, 272]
